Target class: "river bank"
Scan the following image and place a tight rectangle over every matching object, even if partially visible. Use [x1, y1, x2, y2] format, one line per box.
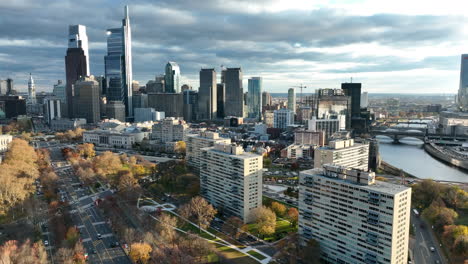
[424, 143, 468, 171]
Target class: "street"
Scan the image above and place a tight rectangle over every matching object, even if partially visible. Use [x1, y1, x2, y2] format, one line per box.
[411, 213, 445, 264]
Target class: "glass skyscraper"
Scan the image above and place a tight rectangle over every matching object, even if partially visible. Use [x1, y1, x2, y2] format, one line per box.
[105, 6, 133, 119]
[165, 61, 181, 93]
[458, 54, 468, 111]
[247, 77, 262, 120]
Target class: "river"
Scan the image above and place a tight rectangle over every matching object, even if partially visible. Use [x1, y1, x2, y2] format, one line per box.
[376, 137, 468, 183]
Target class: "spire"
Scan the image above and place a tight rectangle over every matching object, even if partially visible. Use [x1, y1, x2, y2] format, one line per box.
[28, 72, 34, 84]
[125, 5, 129, 19]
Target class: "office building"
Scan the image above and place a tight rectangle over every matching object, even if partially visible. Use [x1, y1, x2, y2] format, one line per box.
[50, 118, 86, 131]
[65, 25, 89, 118]
[262, 91, 272, 106]
[288, 88, 296, 113]
[264, 110, 274, 127]
[247, 77, 262, 120]
[361, 91, 368, 108]
[316, 88, 351, 129]
[299, 164, 411, 264]
[294, 130, 325, 146]
[308, 117, 341, 141]
[297, 106, 312, 124]
[200, 143, 262, 223]
[146, 75, 165, 93]
[341, 82, 361, 128]
[44, 98, 62, 124]
[73, 76, 100, 124]
[151, 117, 188, 143]
[217, 83, 225, 118]
[27, 73, 36, 104]
[134, 108, 164, 122]
[459, 54, 468, 111]
[273, 109, 294, 129]
[198, 68, 217, 120]
[0, 95, 26, 119]
[148, 93, 183, 118]
[314, 138, 369, 170]
[53, 80, 66, 101]
[0, 79, 14, 95]
[183, 90, 198, 122]
[165, 62, 181, 93]
[106, 101, 126, 122]
[132, 93, 148, 109]
[186, 131, 231, 169]
[224, 68, 243, 117]
[105, 6, 133, 119]
[0, 135, 13, 153]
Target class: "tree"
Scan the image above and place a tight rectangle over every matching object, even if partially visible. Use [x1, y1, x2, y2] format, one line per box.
[179, 196, 217, 232]
[275, 233, 301, 264]
[286, 207, 299, 226]
[222, 216, 244, 239]
[252, 206, 276, 237]
[270, 201, 287, 217]
[444, 186, 468, 210]
[302, 238, 321, 264]
[66, 227, 80, 247]
[422, 200, 458, 230]
[129, 242, 152, 264]
[0, 240, 48, 263]
[175, 141, 186, 154]
[412, 179, 443, 209]
[156, 213, 178, 245]
[93, 151, 123, 177]
[77, 143, 95, 159]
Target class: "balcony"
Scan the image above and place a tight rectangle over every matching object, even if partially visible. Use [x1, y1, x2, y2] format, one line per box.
[364, 253, 377, 264]
[367, 212, 380, 226]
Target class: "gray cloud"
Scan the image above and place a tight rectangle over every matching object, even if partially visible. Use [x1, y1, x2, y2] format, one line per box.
[0, 0, 464, 92]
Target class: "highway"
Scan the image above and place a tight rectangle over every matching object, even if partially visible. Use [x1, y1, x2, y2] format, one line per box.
[411, 213, 445, 264]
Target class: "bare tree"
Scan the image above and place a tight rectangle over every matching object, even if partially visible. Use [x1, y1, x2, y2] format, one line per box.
[222, 216, 244, 239]
[179, 196, 217, 233]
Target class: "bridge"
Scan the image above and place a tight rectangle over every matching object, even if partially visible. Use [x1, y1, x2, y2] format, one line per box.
[371, 128, 468, 144]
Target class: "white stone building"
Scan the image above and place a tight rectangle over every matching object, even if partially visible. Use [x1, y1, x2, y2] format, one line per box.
[314, 139, 369, 171]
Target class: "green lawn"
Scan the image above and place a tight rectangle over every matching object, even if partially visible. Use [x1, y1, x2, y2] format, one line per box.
[214, 244, 259, 264]
[455, 208, 468, 225]
[263, 196, 297, 209]
[248, 219, 297, 242]
[247, 250, 267, 260]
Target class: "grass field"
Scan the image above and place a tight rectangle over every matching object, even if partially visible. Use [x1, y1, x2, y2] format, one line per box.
[247, 219, 297, 242]
[247, 250, 267, 260]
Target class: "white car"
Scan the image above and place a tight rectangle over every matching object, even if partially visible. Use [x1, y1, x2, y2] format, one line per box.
[430, 247, 435, 252]
[44, 240, 49, 246]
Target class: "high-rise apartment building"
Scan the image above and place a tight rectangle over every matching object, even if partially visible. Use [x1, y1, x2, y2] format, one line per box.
[65, 25, 89, 118]
[27, 73, 36, 104]
[165, 62, 181, 93]
[299, 164, 411, 264]
[247, 77, 262, 120]
[105, 6, 133, 119]
[74, 76, 100, 123]
[361, 91, 368, 108]
[308, 117, 341, 140]
[262, 91, 272, 106]
[314, 138, 369, 170]
[273, 109, 294, 129]
[186, 131, 231, 170]
[288, 88, 296, 113]
[458, 54, 468, 111]
[224, 68, 243, 117]
[264, 110, 274, 127]
[200, 143, 263, 223]
[198, 68, 217, 120]
[151, 117, 188, 143]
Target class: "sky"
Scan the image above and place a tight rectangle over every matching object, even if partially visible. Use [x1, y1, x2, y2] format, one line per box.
[1, 0, 467, 94]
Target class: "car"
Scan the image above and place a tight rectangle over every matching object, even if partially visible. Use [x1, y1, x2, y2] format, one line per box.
[435, 260, 440, 264]
[44, 240, 49, 246]
[430, 247, 435, 252]
[97, 233, 102, 239]
[92, 249, 97, 254]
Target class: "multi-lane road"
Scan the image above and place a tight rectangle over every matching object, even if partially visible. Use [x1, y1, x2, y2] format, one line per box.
[411, 214, 445, 264]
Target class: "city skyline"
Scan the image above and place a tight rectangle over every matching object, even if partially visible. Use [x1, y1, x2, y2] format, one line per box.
[1, 0, 468, 94]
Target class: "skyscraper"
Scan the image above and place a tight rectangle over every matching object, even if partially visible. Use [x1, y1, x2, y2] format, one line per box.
[262, 91, 272, 106]
[198, 68, 217, 120]
[217, 83, 225, 118]
[65, 25, 89, 118]
[165, 62, 181, 93]
[288, 88, 296, 113]
[27, 73, 36, 104]
[105, 6, 133, 119]
[247, 77, 262, 120]
[458, 54, 468, 111]
[74, 76, 100, 123]
[223, 68, 243, 117]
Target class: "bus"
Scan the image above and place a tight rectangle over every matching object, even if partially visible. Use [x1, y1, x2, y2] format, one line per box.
[413, 209, 419, 217]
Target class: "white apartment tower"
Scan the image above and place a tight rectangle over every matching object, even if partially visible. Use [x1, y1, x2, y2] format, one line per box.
[274, 109, 294, 129]
[186, 131, 231, 170]
[314, 138, 369, 171]
[200, 143, 263, 223]
[299, 164, 411, 264]
[151, 117, 188, 143]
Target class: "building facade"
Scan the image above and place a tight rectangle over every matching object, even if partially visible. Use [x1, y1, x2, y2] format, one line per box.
[44, 98, 62, 124]
[224, 68, 243, 117]
[186, 131, 231, 170]
[288, 88, 296, 113]
[0, 95, 26, 119]
[308, 117, 341, 141]
[314, 139, 369, 170]
[83, 130, 136, 149]
[273, 109, 294, 129]
[198, 69, 217, 120]
[200, 143, 263, 223]
[134, 108, 164, 122]
[0, 135, 13, 153]
[299, 165, 411, 264]
[151, 118, 188, 143]
[165, 62, 181, 93]
[147, 93, 183, 118]
[294, 130, 325, 146]
[50, 118, 86, 131]
[74, 76, 100, 123]
[458, 54, 468, 111]
[247, 77, 262, 120]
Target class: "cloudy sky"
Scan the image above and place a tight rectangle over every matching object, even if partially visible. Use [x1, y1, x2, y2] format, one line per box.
[1, 0, 467, 94]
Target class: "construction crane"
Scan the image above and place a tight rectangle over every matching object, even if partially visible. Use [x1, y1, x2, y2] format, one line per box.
[290, 84, 308, 105]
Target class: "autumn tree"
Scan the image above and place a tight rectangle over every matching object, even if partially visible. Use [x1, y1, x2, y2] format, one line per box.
[412, 179, 443, 209]
[443, 186, 468, 210]
[222, 216, 244, 239]
[422, 200, 458, 230]
[252, 206, 276, 238]
[286, 207, 299, 226]
[175, 141, 186, 154]
[0, 240, 48, 263]
[270, 201, 287, 217]
[179, 196, 217, 232]
[66, 227, 80, 247]
[93, 151, 123, 177]
[129, 242, 152, 264]
[156, 213, 179, 245]
[77, 143, 95, 159]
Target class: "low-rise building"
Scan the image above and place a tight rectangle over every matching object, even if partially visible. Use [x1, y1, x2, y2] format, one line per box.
[281, 144, 314, 159]
[83, 130, 136, 149]
[50, 118, 86, 131]
[200, 143, 262, 223]
[294, 130, 325, 146]
[314, 138, 369, 171]
[134, 108, 164, 122]
[299, 164, 411, 264]
[0, 134, 13, 153]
